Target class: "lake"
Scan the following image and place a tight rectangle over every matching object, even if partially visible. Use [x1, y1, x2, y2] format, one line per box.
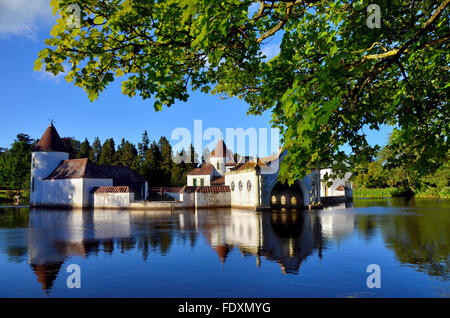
[0, 198, 448, 298]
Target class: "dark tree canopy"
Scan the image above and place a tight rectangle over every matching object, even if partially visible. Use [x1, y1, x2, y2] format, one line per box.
[38, 0, 450, 182]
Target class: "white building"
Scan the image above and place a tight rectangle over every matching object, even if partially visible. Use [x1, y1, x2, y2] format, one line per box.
[30, 123, 148, 208]
[184, 139, 352, 210]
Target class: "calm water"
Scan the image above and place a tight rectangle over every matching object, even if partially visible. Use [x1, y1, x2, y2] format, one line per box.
[0, 198, 448, 298]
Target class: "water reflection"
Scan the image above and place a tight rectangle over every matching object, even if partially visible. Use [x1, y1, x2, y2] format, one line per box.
[0, 198, 448, 295]
[192, 210, 324, 274]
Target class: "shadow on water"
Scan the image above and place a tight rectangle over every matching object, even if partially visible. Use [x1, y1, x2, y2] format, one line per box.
[0, 198, 448, 294]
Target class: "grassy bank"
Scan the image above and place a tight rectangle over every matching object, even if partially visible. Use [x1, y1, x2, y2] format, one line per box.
[353, 187, 450, 199]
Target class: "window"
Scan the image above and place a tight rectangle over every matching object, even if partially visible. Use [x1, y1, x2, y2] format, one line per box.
[291, 196, 297, 206]
[238, 181, 243, 191]
[271, 195, 277, 204]
[281, 195, 286, 205]
[247, 180, 252, 192]
[31, 177, 34, 192]
[193, 178, 197, 186]
[216, 162, 220, 170]
[200, 178, 204, 186]
[231, 181, 235, 191]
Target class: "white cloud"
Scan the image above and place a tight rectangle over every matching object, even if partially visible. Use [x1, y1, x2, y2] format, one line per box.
[0, 0, 54, 38]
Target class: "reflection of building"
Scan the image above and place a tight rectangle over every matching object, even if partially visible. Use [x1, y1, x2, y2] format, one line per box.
[27, 209, 131, 292]
[196, 209, 324, 274]
[319, 211, 355, 241]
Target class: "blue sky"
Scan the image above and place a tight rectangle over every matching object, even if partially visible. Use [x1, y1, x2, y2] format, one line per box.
[0, 0, 392, 155]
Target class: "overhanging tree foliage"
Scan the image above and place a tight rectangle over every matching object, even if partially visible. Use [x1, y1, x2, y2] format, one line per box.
[37, 0, 449, 183]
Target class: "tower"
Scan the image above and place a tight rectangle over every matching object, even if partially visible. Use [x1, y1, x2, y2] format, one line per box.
[209, 138, 230, 176]
[30, 123, 69, 206]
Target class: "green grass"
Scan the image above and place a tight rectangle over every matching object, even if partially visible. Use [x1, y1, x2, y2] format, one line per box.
[354, 187, 449, 199]
[353, 187, 397, 198]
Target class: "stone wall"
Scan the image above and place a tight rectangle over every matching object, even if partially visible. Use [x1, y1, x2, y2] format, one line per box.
[194, 191, 231, 208]
[93, 192, 134, 208]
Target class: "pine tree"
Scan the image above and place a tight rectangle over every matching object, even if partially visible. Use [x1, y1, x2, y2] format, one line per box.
[78, 138, 91, 159]
[158, 136, 173, 186]
[116, 138, 138, 169]
[89, 137, 102, 163]
[99, 138, 116, 165]
[142, 141, 162, 186]
[61, 137, 80, 159]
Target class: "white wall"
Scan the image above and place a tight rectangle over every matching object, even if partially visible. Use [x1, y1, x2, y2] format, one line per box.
[209, 157, 226, 175]
[33, 178, 84, 207]
[320, 169, 352, 197]
[32, 177, 113, 208]
[93, 192, 134, 208]
[225, 171, 259, 208]
[83, 178, 113, 206]
[30, 151, 68, 205]
[187, 174, 211, 186]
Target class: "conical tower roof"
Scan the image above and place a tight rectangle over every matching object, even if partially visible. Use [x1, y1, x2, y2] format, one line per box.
[211, 138, 228, 158]
[33, 123, 67, 152]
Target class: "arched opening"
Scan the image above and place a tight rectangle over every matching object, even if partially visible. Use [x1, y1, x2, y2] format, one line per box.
[270, 210, 305, 238]
[270, 182, 304, 210]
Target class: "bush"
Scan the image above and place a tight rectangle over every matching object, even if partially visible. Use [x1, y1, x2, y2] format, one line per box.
[391, 188, 414, 198]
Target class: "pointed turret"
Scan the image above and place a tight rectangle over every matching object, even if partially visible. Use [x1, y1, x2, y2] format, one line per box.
[33, 122, 67, 152]
[209, 138, 234, 175]
[211, 138, 228, 158]
[30, 123, 69, 206]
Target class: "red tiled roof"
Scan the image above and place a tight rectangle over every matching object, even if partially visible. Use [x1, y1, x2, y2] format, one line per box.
[34, 123, 67, 152]
[229, 159, 267, 172]
[195, 186, 230, 193]
[94, 186, 130, 193]
[186, 163, 214, 176]
[181, 186, 230, 193]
